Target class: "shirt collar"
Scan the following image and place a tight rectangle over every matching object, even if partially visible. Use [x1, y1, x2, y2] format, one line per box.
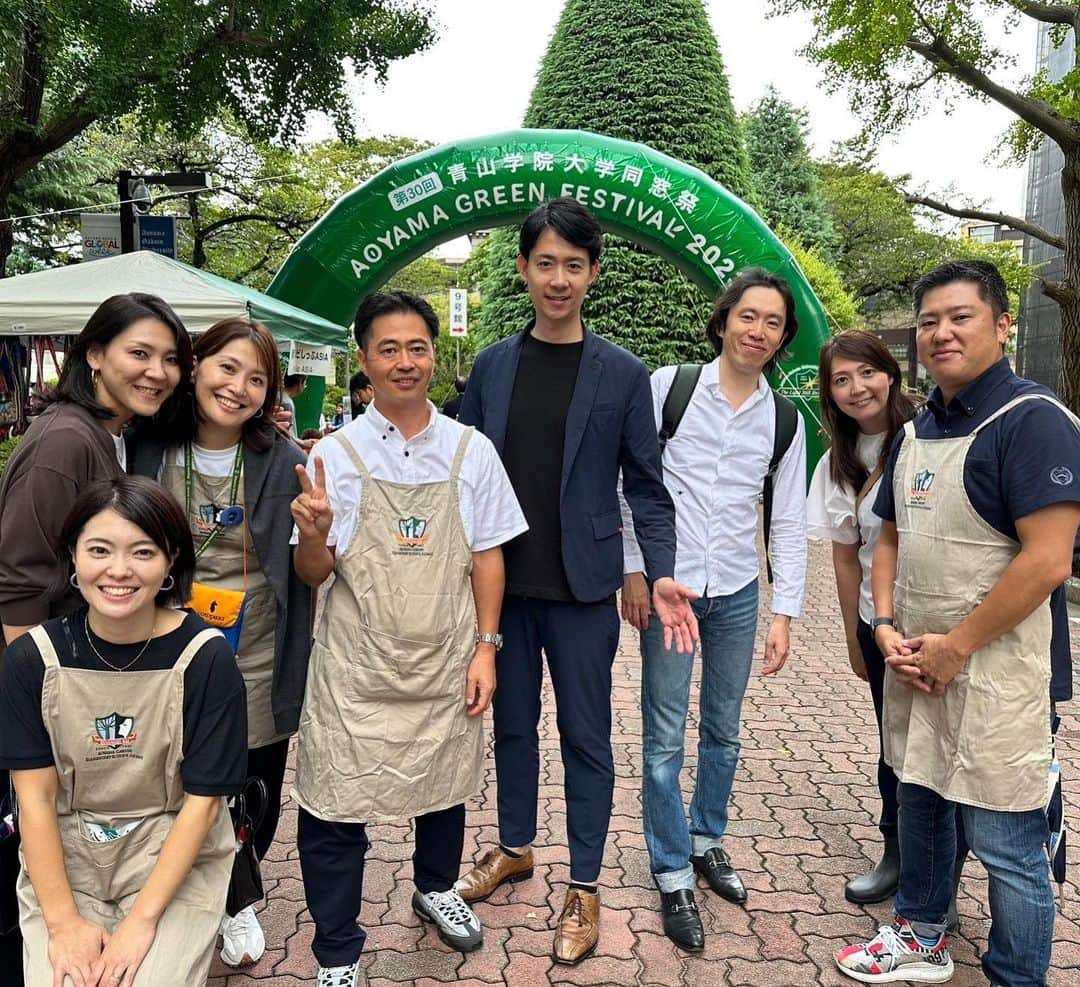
[363, 399, 439, 444]
[703, 358, 769, 403]
[926, 357, 1013, 422]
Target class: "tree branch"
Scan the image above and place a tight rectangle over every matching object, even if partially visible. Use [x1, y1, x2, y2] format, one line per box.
[1039, 276, 1078, 305]
[905, 32, 1080, 149]
[903, 191, 1066, 250]
[1006, 1, 1080, 34]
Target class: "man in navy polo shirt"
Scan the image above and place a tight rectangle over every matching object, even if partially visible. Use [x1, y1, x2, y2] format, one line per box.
[836, 259, 1080, 986]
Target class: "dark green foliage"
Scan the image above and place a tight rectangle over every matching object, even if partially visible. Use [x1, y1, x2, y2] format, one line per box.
[474, 0, 755, 366]
[743, 89, 837, 258]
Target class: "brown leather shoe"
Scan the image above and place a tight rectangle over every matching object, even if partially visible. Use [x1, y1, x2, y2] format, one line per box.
[552, 887, 600, 965]
[454, 846, 534, 903]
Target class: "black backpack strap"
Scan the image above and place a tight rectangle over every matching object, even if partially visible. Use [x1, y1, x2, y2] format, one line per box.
[762, 391, 799, 583]
[658, 364, 703, 452]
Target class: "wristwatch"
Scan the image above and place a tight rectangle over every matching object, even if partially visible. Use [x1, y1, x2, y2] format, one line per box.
[870, 616, 895, 630]
[476, 632, 504, 650]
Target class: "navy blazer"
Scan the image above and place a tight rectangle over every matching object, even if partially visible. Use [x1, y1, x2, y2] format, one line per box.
[459, 325, 676, 603]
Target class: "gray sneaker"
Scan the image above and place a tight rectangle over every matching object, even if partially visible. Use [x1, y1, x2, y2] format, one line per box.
[412, 888, 483, 952]
[317, 962, 365, 987]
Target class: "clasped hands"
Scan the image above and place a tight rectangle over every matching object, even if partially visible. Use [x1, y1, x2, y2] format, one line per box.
[875, 626, 967, 696]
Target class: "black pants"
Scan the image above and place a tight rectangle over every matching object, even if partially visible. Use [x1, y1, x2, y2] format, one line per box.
[246, 738, 290, 861]
[856, 619, 899, 834]
[1, 769, 22, 987]
[297, 802, 465, 967]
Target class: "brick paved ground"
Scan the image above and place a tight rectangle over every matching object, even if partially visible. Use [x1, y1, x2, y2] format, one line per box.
[209, 538, 1080, 986]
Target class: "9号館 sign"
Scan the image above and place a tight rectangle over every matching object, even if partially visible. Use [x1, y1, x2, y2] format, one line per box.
[267, 129, 829, 467]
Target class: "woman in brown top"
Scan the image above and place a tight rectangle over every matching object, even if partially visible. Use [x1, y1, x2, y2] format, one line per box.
[0, 293, 193, 646]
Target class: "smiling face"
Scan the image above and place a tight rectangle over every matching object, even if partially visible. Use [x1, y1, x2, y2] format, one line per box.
[87, 318, 182, 428]
[73, 508, 171, 624]
[916, 280, 1011, 402]
[718, 285, 788, 378]
[359, 310, 435, 411]
[516, 228, 599, 331]
[193, 338, 270, 445]
[827, 355, 893, 434]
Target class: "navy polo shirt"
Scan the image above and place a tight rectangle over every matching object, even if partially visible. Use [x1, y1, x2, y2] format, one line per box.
[874, 358, 1080, 702]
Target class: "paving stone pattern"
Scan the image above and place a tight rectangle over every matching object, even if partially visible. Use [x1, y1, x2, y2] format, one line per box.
[210, 538, 1080, 986]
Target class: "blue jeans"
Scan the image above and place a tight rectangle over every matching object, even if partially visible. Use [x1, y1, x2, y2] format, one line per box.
[641, 580, 758, 892]
[896, 782, 1053, 987]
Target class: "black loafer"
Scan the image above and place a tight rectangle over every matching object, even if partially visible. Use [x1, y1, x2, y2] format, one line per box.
[691, 847, 747, 904]
[659, 889, 704, 951]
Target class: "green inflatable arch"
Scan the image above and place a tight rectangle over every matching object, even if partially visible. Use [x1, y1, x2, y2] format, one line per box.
[267, 129, 827, 467]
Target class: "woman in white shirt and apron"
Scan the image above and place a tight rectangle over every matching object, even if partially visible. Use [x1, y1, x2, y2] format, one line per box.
[807, 332, 917, 906]
[0, 475, 247, 986]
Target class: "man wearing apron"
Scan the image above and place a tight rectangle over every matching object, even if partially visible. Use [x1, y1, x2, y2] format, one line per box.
[835, 260, 1080, 986]
[290, 291, 527, 987]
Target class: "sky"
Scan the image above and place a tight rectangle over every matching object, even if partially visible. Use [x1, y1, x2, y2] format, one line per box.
[326, 0, 1037, 256]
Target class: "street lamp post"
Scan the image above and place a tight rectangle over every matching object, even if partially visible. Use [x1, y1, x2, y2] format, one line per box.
[115, 171, 211, 253]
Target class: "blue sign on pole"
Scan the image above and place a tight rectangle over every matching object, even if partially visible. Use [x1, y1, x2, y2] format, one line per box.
[137, 215, 177, 258]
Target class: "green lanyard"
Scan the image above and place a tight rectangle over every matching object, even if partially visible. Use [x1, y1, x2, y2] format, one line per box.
[185, 442, 244, 560]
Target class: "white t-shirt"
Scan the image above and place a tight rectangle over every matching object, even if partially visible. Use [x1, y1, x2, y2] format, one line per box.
[112, 432, 127, 472]
[157, 443, 240, 481]
[806, 430, 886, 623]
[291, 400, 527, 555]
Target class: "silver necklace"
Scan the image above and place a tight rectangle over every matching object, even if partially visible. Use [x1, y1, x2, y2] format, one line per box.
[84, 614, 156, 672]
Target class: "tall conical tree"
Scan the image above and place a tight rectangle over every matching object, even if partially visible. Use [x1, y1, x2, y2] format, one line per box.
[743, 88, 836, 258]
[473, 0, 757, 366]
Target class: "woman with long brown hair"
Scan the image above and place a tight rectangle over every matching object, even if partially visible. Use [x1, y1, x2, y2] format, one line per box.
[131, 318, 312, 969]
[808, 331, 917, 906]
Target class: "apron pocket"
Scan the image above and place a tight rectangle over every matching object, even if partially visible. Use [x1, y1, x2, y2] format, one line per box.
[349, 621, 458, 700]
[67, 812, 171, 903]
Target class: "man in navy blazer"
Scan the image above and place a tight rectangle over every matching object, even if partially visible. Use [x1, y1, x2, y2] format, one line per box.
[455, 197, 697, 964]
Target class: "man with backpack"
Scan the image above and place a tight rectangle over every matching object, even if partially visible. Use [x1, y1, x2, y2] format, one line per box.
[621, 267, 807, 952]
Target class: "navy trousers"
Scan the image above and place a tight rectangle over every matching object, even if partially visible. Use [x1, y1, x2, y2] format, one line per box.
[494, 596, 621, 884]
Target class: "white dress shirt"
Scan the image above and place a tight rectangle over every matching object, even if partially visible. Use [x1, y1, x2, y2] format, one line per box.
[291, 400, 528, 554]
[807, 432, 885, 624]
[622, 359, 807, 617]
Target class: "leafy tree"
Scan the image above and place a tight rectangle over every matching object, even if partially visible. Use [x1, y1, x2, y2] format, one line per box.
[744, 88, 837, 257]
[0, 0, 434, 276]
[782, 234, 860, 332]
[473, 0, 756, 367]
[774, 0, 1080, 411]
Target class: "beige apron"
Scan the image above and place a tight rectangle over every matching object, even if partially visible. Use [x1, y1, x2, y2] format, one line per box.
[294, 428, 482, 824]
[17, 624, 234, 987]
[163, 449, 281, 748]
[884, 394, 1080, 811]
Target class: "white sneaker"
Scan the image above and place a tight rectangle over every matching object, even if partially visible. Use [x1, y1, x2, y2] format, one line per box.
[219, 904, 266, 967]
[317, 961, 364, 987]
[412, 888, 483, 951]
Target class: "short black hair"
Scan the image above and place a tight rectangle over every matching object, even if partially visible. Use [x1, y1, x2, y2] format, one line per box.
[349, 370, 371, 392]
[353, 291, 439, 352]
[913, 259, 1009, 319]
[519, 197, 603, 263]
[453, 375, 467, 394]
[59, 475, 195, 609]
[283, 373, 307, 390]
[48, 293, 193, 423]
[705, 267, 799, 374]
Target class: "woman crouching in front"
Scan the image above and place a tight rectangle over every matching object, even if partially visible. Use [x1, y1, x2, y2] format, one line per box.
[0, 475, 247, 986]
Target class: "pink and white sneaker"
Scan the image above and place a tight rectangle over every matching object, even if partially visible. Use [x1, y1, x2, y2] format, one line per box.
[835, 916, 954, 983]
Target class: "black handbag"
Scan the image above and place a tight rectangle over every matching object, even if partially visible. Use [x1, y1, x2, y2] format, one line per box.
[225, 776, 268, 918]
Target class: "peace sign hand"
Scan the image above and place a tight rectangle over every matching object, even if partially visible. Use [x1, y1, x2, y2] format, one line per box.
[291, 456, 334, 542]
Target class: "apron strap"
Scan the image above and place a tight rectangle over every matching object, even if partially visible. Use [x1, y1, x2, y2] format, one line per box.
[449, 427, 474, 481]
[326, 430, 370, 482]
[28, 625, 60, 670]
[174, 627, 224, 675]
[971, 393, 1080, 437]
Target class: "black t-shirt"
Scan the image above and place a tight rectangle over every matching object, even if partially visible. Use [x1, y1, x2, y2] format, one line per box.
[0, 610, 248, 796]
[501, 332, 583, 601]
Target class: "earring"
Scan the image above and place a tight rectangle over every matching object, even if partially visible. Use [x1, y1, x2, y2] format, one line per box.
[161, 575, 175, 592]
[254, 408, 264, 419]
[69, 572, 79, 588]
[90, 369, 100, 388]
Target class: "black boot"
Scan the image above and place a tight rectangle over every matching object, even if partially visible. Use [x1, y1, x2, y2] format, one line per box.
[845, 831, 900, 904]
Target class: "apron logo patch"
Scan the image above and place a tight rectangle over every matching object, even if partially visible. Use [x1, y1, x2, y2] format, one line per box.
[196, 501, 221, 533]
[1050, 466, 1074, 486]
[395, 515, 432, 555]
[89, 712, 141, 761]
[907, 469, 936, 509]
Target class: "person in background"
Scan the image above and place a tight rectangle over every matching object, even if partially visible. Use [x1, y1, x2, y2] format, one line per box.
[290, 291, 526, 987]
[441, 376, 467, 420]
[0, 475, 247, 986]
[331, 403, 346, 430]
[131, 318, 312, 970]
[281, 374, 307, 439]
[807, 331, 917, 907]
[349, 371, 373, 419]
